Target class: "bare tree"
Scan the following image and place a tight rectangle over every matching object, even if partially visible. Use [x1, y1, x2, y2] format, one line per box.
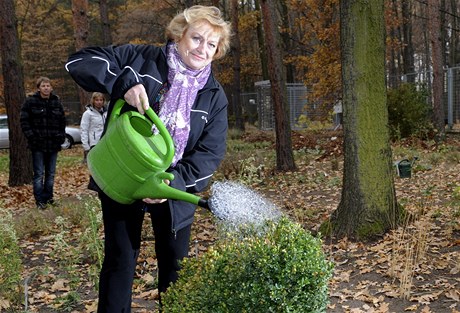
[71, 0, 90, 109]
[260, 0, 296, 171]
[450, 0, 460, 65]
[278, 0, 294, 83]
[230, 0, 244, 131]
[441, 0, 448, 66]
[427, 0, 445, 141]
[0, 0, 33, 186]
[330, 0, 399, 240]
[388, 0, 401, 88]
[99, 0, 112, 46]
[255, 0, 269, 80]
[402, 0, 415, 81]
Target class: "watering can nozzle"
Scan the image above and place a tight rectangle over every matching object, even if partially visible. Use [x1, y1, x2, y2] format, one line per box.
[198, 198, 210, 210]
[197, 198, 224, 220]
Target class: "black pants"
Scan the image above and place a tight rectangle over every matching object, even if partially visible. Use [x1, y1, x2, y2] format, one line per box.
[97, 192, 191, 313]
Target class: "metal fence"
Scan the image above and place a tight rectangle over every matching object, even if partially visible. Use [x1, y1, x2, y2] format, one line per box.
[252, 81, 315, 130]
[445, 67, 460, 128]
[248, 67, 460, 131]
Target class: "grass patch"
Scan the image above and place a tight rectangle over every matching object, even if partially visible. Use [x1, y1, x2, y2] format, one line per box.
[0, 207, 23, 308]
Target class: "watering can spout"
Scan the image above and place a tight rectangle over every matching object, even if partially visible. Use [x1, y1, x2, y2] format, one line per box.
[131, 171, 210, 209]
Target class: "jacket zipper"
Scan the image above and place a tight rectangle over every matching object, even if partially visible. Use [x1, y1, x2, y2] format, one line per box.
[169, 199, 177, 239]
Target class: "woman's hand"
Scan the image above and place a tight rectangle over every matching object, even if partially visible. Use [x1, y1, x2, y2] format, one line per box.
[143, 198, 167, 204]
[123, 84, 149, 114]
[142, 179, 170, 204]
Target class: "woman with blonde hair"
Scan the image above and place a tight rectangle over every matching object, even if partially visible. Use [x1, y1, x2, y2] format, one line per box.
[80, 92, 107, 162]
[66, 5, 231, 312]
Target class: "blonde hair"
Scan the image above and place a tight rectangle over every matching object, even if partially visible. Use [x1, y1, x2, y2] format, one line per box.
[91, 92, 105, 106]
[166, 5, 232, 60]
[36, 76, 51, 88]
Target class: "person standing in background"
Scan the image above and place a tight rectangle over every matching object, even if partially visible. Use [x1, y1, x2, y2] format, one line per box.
[80, 92, 107, 163]
[20, 77, 66, 209]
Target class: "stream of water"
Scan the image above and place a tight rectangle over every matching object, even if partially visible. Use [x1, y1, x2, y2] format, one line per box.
[207, 181, 282, 233]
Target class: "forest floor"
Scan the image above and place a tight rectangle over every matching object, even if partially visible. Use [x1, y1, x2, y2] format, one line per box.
[1, 129, 459, 313]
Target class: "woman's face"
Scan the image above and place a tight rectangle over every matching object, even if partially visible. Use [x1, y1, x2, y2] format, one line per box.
[177, 22, 220, 70]
[93, 96, 104, 109]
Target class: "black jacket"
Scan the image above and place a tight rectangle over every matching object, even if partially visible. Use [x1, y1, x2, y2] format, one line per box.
[20, 92, 66, 152]
[65, 44, 228, 232]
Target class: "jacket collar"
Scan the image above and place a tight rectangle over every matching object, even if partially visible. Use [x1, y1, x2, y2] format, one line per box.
[33, 91, 58, 101]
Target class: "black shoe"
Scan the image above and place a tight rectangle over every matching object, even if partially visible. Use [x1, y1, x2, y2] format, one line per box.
[37, 202, 47, 210]
[46, 199, 55, 206]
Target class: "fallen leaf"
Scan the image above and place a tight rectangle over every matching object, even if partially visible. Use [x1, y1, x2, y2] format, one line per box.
[84, 301, 98, 312]
[336, 269, 352, 282]
[444, 289, 459, 301]
[51, 278, 70, 292]
[404, 304, 418, 311]
[139, 289, 159, 300]
[420, 306, 432, 313]
[375, 302, 390, 313]
[0, 299, 11, 309]
[140, 273, 154, 284]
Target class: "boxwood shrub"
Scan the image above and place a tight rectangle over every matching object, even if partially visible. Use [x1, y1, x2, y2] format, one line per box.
[162, 217, 334, 313]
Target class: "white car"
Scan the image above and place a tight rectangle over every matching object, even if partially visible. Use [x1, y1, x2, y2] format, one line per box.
[0, 114, 81, 149]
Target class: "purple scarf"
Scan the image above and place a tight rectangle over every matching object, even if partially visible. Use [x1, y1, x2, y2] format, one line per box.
[158, 43, 211, 166]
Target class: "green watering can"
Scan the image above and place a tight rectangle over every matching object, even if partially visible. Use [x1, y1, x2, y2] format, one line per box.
[87, 99, 209, 209]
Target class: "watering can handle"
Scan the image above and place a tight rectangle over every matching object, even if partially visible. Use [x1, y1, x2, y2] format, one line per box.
[110, 99, 175, 167]
[109, 99, 125, 124]
[145, 107, 176, 166]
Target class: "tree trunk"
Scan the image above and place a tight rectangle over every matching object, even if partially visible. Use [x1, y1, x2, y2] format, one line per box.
[0, 0, 33, 186]
[450, 0, 460, 66]
[427, 0, 445, 141]
[279, 0, 294, 83]
[401, 0, 415, 81]
[394, 1, 403, 82]
[99, 0, 112, 46]
[230, 0, 244, 131]
[422, 3, 432, 93]
[71, 0, 91, 109]
[260, 0, 296, 171]
[388, 0, 399, 88]
[440, 0, 448, 66]
[330, 0, 399, 240]
[255, 0, 269, 80]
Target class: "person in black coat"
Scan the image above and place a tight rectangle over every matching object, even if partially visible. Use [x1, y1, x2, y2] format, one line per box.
[65, 5, 231, 312]
[20, 77, 66, 209]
